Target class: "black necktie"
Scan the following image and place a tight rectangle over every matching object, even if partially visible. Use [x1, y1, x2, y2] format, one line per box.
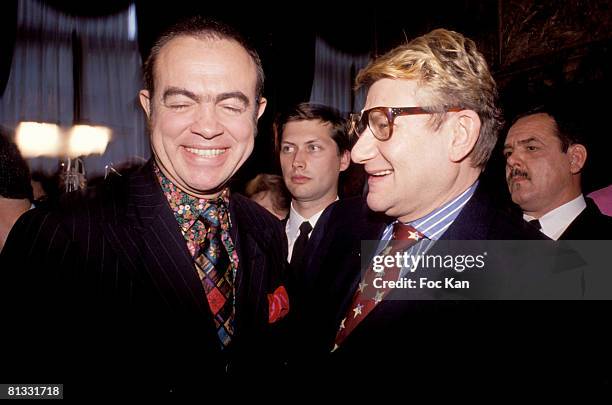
[290, 221, 313, 267]
[528, 219, 542, 230]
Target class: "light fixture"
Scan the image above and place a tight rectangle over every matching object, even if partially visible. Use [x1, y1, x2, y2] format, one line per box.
[15, 122, 62, 157]
[68, 125, 111, 157]
[15, 121, 112, 193]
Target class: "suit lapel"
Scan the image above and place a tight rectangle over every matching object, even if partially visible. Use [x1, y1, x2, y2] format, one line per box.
[230, 194, 273, 333]
[560, 198, 599, 240]
[100, 161, 214, 321]
[306, 202, 334, 257]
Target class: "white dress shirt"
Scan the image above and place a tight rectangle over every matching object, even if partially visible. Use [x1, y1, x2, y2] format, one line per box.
[523, 194, 586, 240]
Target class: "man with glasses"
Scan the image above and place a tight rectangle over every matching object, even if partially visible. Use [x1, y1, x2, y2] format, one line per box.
[299, 29, 560, 389]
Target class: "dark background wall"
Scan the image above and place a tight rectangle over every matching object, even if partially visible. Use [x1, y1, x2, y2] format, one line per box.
[2, 0, 611, 197]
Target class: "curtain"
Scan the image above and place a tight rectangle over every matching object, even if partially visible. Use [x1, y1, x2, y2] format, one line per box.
[0, 0, 148, 177]
[77, 4, 148, 176]
[309, 35, 370, 115]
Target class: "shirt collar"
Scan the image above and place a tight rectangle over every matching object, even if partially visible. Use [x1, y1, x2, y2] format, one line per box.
[523, 194, 586, 240]
[404, 181, 478, 240]
[287, 198, 337, 234]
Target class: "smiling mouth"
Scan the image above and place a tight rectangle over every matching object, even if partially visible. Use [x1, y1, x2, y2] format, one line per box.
[184, 147, 227, 157]
[369, 169, 393, 177]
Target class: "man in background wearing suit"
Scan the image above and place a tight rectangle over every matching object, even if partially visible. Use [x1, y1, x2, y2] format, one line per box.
[1, 17, 289, 393]
[274, 102, 351, 270]
[504, 104, 612, 239]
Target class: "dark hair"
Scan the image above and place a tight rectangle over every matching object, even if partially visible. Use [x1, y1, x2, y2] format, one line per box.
[244, 174, 290, 213]
[143, 16, 264, 101]
[511, 103, 587, 153]
[273, 102, 352, 155]
[0, 128, 33, 201]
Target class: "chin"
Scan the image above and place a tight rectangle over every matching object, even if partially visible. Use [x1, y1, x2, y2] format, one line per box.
[290, 188, 314, 200]
[184, 179, 226, 196]
[366, 195, 389, 214]
[510, 192, 530, 207]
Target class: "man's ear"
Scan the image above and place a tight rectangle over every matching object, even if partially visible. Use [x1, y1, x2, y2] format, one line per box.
[339, 150, 351, 172]
[449, 110, 481, 163]
[256, 97, 267, 120]
[568, 143, 587, 174]
[139, 90, 152, 119]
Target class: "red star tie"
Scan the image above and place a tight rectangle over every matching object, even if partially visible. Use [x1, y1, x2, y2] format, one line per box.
[333, 222, 425, 350]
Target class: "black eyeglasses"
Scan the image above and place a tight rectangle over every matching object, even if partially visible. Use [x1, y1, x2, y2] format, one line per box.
[349, 106, 462, 141]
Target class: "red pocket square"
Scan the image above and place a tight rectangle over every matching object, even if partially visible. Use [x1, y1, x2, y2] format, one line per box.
[267, 285, 290, 324]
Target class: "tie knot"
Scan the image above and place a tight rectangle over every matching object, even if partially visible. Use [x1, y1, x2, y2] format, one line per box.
[299, 221, 313, 235]
[200, 198, 230, 228]
[392, 222, 424, 241]
[528, 218, 542, 230]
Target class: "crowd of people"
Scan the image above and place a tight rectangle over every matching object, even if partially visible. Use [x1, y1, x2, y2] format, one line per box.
[1, 16, 611, 397]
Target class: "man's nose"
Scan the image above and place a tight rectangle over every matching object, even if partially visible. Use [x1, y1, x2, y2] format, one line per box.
[191, 105, 224, 139]
[351, 131, 378, 164]
[506, 150, 522, 168]
[292, 148, 306, 169]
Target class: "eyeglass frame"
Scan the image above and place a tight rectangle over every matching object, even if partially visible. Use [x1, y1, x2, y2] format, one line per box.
[349, 106, 463, 141]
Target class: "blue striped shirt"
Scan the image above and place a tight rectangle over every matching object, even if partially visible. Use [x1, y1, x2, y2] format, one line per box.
[376, 181, 478, 276]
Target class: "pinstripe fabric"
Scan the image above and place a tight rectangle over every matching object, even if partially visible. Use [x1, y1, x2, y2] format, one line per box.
[0, 159, 290, 383]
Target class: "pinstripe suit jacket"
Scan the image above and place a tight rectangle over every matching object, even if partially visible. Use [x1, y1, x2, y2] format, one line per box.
[1, 160, 290, 388]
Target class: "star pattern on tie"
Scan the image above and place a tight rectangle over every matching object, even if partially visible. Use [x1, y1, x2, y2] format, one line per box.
[408, 230, 421, 240]
[333, 222, 426, 351]
[353, 303, 363, 318]
[374, 290, 384, 304]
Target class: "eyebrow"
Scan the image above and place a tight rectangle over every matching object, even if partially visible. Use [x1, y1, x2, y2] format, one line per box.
[162, 87, 200, 103]
[281, 139, 323, 146]
[162, 88, 251, 108]
[504, 137, 540, 149]
[215, 92, 250, 107]
[517, 137, 540, 145]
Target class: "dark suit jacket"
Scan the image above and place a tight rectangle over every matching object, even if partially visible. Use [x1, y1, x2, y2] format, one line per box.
[0, 160, 290, 396]
[284, 200, 355, 294]
[560, 197, 612, 239]
[292, 183, 611, 392]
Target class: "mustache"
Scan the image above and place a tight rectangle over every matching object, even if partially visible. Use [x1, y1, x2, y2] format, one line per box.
[507, 167, 530, 182]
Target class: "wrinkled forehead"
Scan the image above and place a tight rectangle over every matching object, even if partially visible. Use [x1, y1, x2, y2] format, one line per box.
[507, 113, 559, 143]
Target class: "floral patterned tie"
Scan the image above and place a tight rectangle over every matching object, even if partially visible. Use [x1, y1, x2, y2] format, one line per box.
[193, 202, 236, 348]
[155, 164, 238, 348]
